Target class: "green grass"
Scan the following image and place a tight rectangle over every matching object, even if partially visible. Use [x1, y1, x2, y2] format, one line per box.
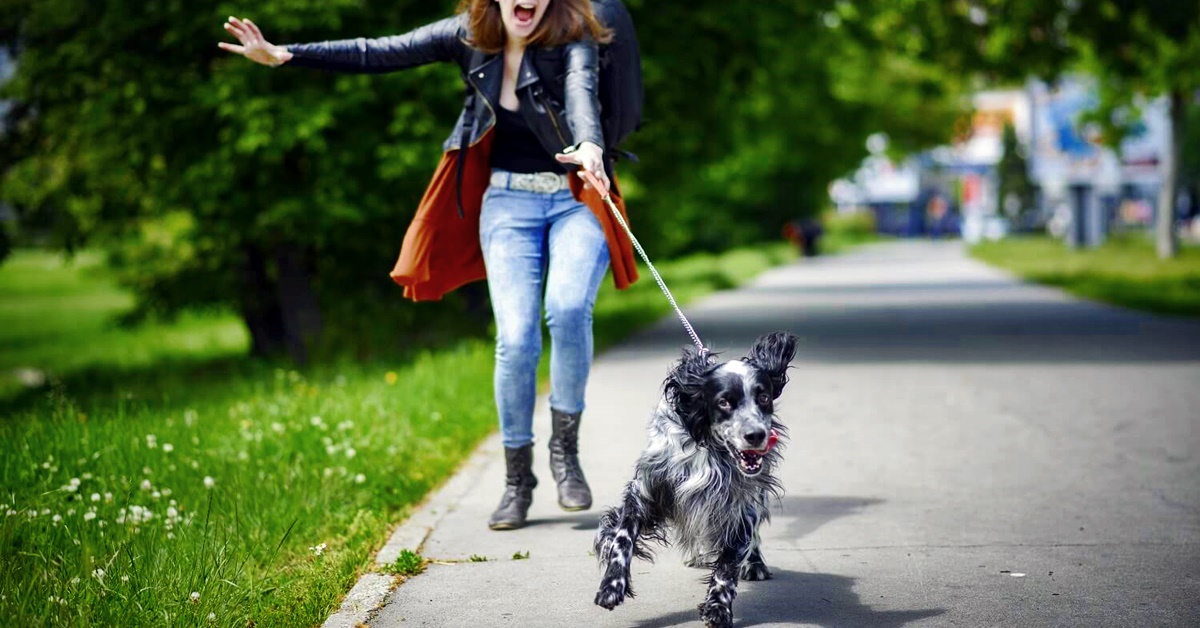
[0, 242, 797, 627]
[0, 251, 248, 398]
[970, 234, 1200, 317]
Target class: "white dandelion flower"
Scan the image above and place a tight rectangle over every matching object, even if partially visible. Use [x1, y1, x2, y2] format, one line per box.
[207, 611, 216, 622]
[354, 474, 366, 484]
[84, 511, 97, 522]
[190, 591, 201, 603]
[82, 472, 93, 480]
[140, 479, 153, 491]
[92, 568, 105, 581]
[345, 448, 357, 459]
[309, 542, 327, 556]
[163, 443, 174, 453]
[52, 514, 62, 524]
[91, 493, 100, 502]
[104, 492, 113, 503]
[204, 476, 215, 489]
[146, 435, 158, 449]
[121, 575, 130, 582]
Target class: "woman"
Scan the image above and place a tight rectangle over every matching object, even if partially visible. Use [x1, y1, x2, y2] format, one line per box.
[220, 0, 639, 530]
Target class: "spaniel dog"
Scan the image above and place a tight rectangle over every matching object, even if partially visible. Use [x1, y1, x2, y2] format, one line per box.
[594, 331, 797, 628]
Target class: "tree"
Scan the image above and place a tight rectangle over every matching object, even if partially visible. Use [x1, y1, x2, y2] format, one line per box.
[1, 0, 466, 362]
[0, 0, 972, 362]
[996, 121, 1034, 224]
[1067, 0, 1200, 258]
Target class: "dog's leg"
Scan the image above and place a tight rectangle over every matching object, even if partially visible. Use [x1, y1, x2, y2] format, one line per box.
[594, 482, 656, 610]
[697, 542, 748, 628]
[740, 527, 772, 581]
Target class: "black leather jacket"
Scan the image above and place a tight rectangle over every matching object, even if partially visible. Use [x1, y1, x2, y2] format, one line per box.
[284, 15, 605, 163]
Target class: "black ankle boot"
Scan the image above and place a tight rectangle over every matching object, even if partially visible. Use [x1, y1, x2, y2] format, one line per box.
[488, 444, 537, 530]
[548, 409, 592, 511]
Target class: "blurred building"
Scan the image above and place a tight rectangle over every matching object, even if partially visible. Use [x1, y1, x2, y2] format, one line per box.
[830, 77, 1172, 243]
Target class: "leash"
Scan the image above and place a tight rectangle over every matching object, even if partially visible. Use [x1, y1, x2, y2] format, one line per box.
[579, 170, 708, 357]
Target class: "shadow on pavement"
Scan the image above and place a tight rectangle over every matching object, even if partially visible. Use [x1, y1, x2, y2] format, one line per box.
[523, 510, 603, 531]
[774, 495, 884, 541]
[629, 569, 944, 628]
[604, 299, 1200, 365]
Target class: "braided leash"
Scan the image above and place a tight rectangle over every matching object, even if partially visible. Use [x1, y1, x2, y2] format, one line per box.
[580, 170, 707, 356]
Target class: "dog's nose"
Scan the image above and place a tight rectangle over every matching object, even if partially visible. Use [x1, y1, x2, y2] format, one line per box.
[744, 428, 767, 447]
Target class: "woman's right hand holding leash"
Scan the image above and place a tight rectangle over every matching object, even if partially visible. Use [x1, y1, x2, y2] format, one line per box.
[219, 17, 293, 67]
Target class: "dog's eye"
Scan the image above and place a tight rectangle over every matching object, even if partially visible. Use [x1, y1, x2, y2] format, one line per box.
[757, 393, 771, 406]
[716, 398, 731, 411]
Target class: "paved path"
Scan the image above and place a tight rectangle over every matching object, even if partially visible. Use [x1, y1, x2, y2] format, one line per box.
[350, 241, 1200, 627]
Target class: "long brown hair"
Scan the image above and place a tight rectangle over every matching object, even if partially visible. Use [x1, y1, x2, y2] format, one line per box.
[458, 0, 613, 53]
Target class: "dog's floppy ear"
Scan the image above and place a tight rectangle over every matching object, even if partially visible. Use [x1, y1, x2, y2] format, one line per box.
[745, 331, 797, 399]
[664, 346, 716, 445]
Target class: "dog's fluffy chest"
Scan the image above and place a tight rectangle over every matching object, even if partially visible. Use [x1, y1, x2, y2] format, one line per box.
[636, 417, 772, 558]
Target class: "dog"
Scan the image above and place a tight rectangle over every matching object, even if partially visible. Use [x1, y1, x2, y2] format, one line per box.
[593, 331, 797, 628]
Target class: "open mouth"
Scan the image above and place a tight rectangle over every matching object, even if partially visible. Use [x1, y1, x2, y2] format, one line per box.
[514, 2, 536, 25]
[729, 429, 778, 477]
[735, 449, 765, 476]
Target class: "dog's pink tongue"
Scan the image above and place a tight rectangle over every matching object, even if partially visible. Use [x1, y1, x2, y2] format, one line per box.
[764, 429, 779, 452]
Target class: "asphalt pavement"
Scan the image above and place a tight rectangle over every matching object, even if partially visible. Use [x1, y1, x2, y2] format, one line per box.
[332, 240, 1200, 627]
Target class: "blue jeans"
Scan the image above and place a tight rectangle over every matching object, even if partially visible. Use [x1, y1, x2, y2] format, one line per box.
[479, 174, 610, 449]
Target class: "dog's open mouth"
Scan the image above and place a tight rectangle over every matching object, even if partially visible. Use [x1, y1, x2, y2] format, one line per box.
[735, 449, 765, 475]
[730, 429, 778, 477]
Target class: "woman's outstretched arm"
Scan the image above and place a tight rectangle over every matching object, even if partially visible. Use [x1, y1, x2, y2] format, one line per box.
[219, 15, 465, 73]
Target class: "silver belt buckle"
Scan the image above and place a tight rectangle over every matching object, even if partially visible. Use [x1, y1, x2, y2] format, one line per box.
[512, 172, 566, 194]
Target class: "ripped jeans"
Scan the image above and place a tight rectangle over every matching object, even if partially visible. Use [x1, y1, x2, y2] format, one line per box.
[479, 174, 611, 449]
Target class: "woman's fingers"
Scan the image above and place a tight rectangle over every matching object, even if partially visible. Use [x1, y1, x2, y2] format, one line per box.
[225, 18, 249, 40]
[217, 42, 246, 54]
[243, 19, 266, 43]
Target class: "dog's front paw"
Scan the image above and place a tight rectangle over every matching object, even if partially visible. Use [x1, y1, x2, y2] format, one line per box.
[698, 601, 733, 628]
[740, 560, 772, 581]
[594, 578, 628, 610]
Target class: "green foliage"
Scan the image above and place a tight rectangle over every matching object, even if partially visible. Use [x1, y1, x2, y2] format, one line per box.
[0, 0, 965, 355]
[511, 550, 530, 560]
[391, 550, 427, 576]
[467, 554, 488, 563]
[971, 235, 1200, 317]
[996, 122, 1034, 219]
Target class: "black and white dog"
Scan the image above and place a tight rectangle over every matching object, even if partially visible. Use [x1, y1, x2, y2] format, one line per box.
[594, 331, 797, 628]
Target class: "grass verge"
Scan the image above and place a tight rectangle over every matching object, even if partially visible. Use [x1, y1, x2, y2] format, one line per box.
[970, 234, 1200, 318]
[0, 242, 795, 626]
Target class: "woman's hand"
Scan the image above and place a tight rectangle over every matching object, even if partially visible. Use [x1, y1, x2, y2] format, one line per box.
[218, 17, 293, 67]
[555, 142, 609, 195]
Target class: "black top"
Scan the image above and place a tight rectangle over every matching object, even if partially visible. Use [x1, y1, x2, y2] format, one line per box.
[490, 106, 566, 174]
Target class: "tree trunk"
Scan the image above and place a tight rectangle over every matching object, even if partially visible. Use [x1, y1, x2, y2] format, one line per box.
[238, 244, 287, 358]
[274, 244, 323, 366]
[1157, 90, 1184, 259]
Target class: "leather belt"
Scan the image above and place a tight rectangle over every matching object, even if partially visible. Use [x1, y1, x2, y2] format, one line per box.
[489, 171, 570, 194]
